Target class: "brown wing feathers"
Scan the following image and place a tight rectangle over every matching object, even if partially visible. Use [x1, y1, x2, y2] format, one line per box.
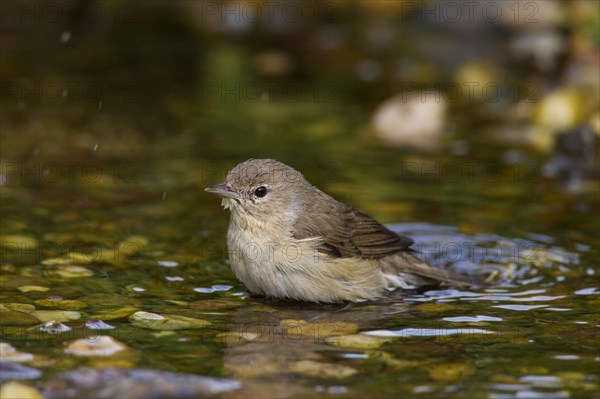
[293, 200, 414, 259]
[293, 199, 475, 286]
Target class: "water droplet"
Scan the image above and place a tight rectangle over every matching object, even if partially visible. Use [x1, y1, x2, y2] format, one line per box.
[443, 315, 503, 322]
[60, 31, 71, 43]
[493, 304, 548, 311]
[575, 287, 599, 295]
[158, 260, 178, 267]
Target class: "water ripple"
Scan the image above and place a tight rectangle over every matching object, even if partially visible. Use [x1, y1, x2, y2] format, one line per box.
[443, 315, 503, 322]
[364, 328, 496, 337]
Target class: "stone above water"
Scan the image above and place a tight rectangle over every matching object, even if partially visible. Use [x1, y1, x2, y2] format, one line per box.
[0, 381, 43, 399]
[64, 336, 127, 356]
[38, 321, 72, 334]
[0, 342, 34, 362]
[0, 362, 42, 380]
[42, 367, 241, 399]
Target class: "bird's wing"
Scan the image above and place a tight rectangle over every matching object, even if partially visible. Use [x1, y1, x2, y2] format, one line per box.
[292, 198, 476, 286]
[293, 201, 414, 259]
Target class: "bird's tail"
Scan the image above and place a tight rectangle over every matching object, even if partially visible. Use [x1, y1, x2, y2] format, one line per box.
[379, 252, 502, 289]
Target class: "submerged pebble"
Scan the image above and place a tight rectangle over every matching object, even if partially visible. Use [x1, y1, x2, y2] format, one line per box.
[46, 265, 94, 279]
[90, 307, 138, 321]
[325, 334, 395, 349]
[80, 293, 141, 308]
[289, 360, 357, 379]
[216, 331, 260, 344]
[35, 298, 87, 310]
[0, 303, 36, 313]
[116, 236, 149, 257]
[0, 235, 38, 249]
[17, 286, 49, 293]
[42, 253, 96, 266]
[189, 299, 243, 311]
[0, 311, 40, 326]
[128, 311, 211, 330]
[31, 310, 81, 323]
[428, 362, 475, 382]
[279, 319, 359, 338]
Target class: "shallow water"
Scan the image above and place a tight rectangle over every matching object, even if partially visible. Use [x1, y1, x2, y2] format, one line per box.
[1, 112, 598, 398]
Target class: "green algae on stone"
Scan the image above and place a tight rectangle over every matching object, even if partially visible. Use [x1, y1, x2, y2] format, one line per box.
[216, 331, 260, 344]
[325, 334, 395, 349]
[279, 319, 359, 338]
[0, 235, 38, 249]
[41, 236, 149, 267]
[152, 331, 177, 339]
[46, 265, 94, 278]
[42, 253, 96, 266]
[4, 277, 48, 291]
[0, 311, 40, 326]
[17, 285, 49, 293]
[117, 236, 149, 256]
[79, 293, 141, 308]
[365, 351, 418, 369]
[34, 299, 87, 310]
[189, 299, 243, 311]
[90, 307, 139, 320]
[557, 371, 599, 392]
[128, 311, 211, 330]
[250, 304, 277, 313]
[289, 360, 357, 379]
[0, 303, 36, 313]
[31, 310, 81, 323]
[415, 302, 460, 314]
[166, 300, 188, 306]
[428, 362, 475, 382]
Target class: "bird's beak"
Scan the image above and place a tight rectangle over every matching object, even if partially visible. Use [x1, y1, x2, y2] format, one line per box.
[204, 184, 239, 199]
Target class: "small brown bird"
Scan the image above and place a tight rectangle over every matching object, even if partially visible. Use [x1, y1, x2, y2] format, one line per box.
[205, 159, 475, 303]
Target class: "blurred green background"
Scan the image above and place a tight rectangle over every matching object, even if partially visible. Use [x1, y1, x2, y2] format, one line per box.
[2, 0, 598, 225]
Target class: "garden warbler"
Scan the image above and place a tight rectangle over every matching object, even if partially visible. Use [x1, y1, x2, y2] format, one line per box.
[205, 159, 474, 303]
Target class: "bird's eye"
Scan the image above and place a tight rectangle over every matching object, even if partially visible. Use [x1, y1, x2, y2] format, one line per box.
[254, 186, 267, 198]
